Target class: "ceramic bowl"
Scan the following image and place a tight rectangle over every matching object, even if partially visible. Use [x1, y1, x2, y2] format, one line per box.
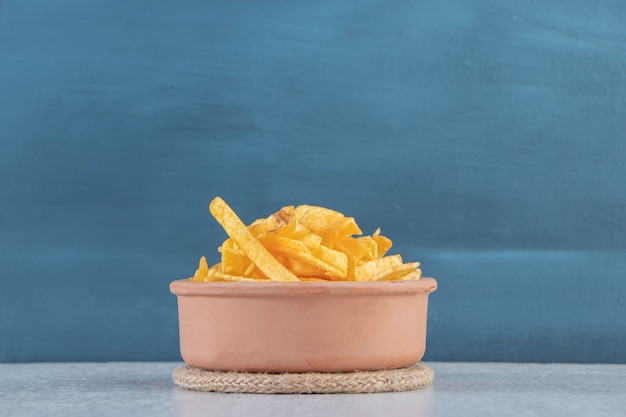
[170, 278, 437, 373]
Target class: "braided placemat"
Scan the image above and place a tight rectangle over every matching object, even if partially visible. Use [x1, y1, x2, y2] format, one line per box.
[172, 363, 434, 394]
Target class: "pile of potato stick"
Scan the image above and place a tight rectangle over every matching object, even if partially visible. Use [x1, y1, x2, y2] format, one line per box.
[190, 197, 421, 282]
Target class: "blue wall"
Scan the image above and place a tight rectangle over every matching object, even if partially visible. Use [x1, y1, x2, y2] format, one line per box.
[1, 0, 625, 363]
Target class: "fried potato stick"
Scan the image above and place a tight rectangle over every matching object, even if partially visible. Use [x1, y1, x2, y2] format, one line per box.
[209, 197, 299, 282]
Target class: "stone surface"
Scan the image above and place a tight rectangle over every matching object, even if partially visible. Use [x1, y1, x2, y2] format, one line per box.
[1, 362, 625, 416]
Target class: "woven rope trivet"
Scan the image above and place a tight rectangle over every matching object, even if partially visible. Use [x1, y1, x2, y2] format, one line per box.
[172, 363, 434, 394]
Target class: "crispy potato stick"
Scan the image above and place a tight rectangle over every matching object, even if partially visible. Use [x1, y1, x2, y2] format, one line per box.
[312, 245, 348, 276]
[248, 206, 294, 237]
[393, 269, 422, 281]
[295, 205, 362, 235]
[192, 256, 209, 281]
[193, 197, 422, 282]
[262, 236, 347, 279]
[300, 233, 322, 250]
[372, 262, 421, 281]
[330, 236, 375, 262]
[288, 258, 327, 278]
[354, 254, 403, 281]
[372, 229, 393, 257]
[221, 246, 251, 276]
[209, 197, 299, 282]
[190, 260, 220, 282]
[214, 271, 271, 282]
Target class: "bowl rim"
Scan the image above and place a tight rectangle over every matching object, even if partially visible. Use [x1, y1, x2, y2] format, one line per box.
[170, 277, 437, 297]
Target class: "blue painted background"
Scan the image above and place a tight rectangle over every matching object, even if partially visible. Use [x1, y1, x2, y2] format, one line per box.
[1, 0, 625, 363]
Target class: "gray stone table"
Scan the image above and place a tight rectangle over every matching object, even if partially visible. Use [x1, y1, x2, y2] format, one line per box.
[1, 362, 625, 417]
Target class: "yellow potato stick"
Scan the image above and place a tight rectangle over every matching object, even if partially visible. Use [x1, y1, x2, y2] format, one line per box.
[331, 217, 362, 237]
[393, 269, 422, 281]
[209, 197, 299, 282]
[312, 245, 348, 276]
[263, 236, 347, 279]
[218, 238, 241, 253]
[248, 205, 295, 237]
[214, 271, 270, 282]
[295, 205, 362, 235]
[191, 197, 423, 282]
[247, 218, 275, 237]
[248, 268, 270, 280]
[372, 229, 393, 257]
[354, 255, 403, 281]
[190, 258, 218, 282]
[208, 263, 221, 279]
[243, 262, 256, 276]
[300, 233, 322, 251]
[294, 205, 341, 226]
[190, 256, 208, 281]
[261, 236, 309, 257]
[344, 254, 358, 281]
[287, 258, 327, 278]
[328, 236, 369, 261]
[220, 245, 250, 276]
[372, 262, 421, 281]
[360, 236, 379, 261]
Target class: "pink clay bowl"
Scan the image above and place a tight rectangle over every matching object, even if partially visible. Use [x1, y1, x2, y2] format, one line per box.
[170, 277, 437, 373]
